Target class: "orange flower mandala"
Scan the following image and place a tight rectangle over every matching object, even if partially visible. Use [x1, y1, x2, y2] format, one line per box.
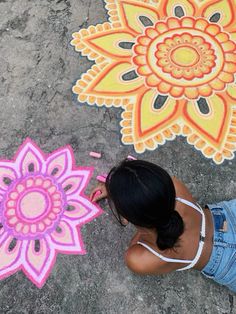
[71, 0, 236, 164]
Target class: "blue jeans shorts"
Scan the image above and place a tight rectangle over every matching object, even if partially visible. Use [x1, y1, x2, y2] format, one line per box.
[201, 199, 236, 292]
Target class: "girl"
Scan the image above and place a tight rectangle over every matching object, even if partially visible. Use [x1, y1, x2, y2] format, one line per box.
[90, 159, 236, 292]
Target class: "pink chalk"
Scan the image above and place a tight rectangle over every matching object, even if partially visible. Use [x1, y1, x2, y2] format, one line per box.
[127, 155, 137, 160]
[91, 190, 102, 202]
[96, 175, 107, 183]
[89, 151, 101, 158]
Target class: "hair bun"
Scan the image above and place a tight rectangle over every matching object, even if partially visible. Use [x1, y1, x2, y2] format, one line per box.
[156, 211, 184, 250]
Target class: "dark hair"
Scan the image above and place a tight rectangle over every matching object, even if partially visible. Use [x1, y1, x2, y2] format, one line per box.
[105, 159, 184, 250]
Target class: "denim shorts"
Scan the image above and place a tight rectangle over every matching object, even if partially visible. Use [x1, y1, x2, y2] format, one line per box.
[201, 199, 236, 292]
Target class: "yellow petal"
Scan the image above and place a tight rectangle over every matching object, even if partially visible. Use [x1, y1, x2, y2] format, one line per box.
[91, 62, 144, 94]
[137, 36, 151, 46]
[225, 53, 236, 62]
[134, 89, 178, 137]
[133, 55, 146, 65]
[158, 82, 171, 93]
[221, 41, 236, 52]
[218, 72, 234, 83]
[170, 86, 184, 97]
[184, 88, 199, 99]
[215, 32, 229, 43]
[198, 85, 213, 97]
[87, 31, 135, 58]
[73, 62, 144, 104]
[184, 95, 230, 143]
[145, 28, 158, 39]
[146, 74, 161, 87]
[209, 78, 225, 90]
[165, 0, 195, 16]
[181, 17, 194, 28]
[194, 19, 208, 31]
[227, 84, 236, 99]
[167, 17, 181, 29]
[137, 65, 152, 75]
[134, 45, 147, 55]
[155, 22, 168, 34]
[205, 24, 221, 36]
[223, 62, 236, 73]
[119, 1, 159, 34]
[201, 0, 235, 28]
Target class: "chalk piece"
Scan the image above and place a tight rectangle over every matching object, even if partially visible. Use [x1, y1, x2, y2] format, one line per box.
[127, 155, 137, 160]
[96, 175, 106, 183]
[91, 190, 102, 202]
[89, 151, 101, 158]
[101, 173, 108, 178]
[94, 190, 102, 198]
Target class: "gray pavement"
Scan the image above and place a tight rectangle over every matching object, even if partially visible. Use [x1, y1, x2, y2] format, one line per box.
[0, 0, 235, 313]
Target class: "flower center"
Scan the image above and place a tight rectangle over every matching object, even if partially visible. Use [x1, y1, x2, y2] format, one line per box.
[2, 175, 65, 239]
[171, 46, 200, 67]
[19, 191, 47, 220]
[131, 16, 236, 98]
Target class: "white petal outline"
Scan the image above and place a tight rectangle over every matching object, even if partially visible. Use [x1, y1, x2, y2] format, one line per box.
[0, 235, 23, 281]
[64, 195, 103, 225]
[45, 147, 73, 182]
[0, 162, 18, 191]
[48, 219, 85, 254]
[61, 169, 92, 196]
[14, 139, 46, 176]
[21, 238, 56, 288]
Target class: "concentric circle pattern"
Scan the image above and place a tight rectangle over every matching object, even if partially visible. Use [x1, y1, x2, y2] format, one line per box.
[133, 17, 235, 99]
[2, 175, 64, 239]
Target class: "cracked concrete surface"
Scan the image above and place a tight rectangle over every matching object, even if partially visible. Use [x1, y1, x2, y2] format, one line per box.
[0, 0, 235, 313]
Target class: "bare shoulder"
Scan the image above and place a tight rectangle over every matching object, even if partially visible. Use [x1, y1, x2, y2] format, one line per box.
[124, 244, 175, 275]
[171, 176, 195, 202]
[172, 176, 188, 190]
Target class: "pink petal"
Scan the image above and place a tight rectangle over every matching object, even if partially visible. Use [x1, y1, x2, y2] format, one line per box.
[0, 235, 22, 279]
[0, 162, 17, 191]
[49, 219, 84, 253]
[63, 199, 91, 221]
[45, 148, 73, 181]
[16, 140, 45, 176]
[22, 238, 56, 288]
[61, 169, 91, 196]
[63, 196, 103, 224]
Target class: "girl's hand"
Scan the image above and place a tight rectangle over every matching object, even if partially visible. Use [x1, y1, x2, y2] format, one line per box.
[90, 183, 108, 202]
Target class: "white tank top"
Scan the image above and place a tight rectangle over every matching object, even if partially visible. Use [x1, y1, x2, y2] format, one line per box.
[137, 197, 206, 271]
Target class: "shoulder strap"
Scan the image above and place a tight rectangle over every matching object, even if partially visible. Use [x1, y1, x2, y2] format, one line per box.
[175, 197, 206, 270]
[137, 241, 192, 264]
[176, 197, 206, 238]
[176, 197, 202, 214]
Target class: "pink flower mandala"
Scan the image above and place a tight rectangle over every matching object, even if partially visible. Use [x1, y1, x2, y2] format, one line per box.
[0, 138, 103, 288]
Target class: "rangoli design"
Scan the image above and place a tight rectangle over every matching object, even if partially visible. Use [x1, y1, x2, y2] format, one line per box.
[71, 0, 236, 164]
[0, 139, 102, 287]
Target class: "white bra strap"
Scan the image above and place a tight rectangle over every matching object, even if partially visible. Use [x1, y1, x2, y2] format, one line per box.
[176, 197, 202, 214]
[176, 197, 206, 238]
[176, 241, 205, 271]
[137, 241, 192, 264]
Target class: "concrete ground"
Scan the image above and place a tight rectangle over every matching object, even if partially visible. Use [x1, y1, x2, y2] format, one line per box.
[0, 0, 235, 313]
